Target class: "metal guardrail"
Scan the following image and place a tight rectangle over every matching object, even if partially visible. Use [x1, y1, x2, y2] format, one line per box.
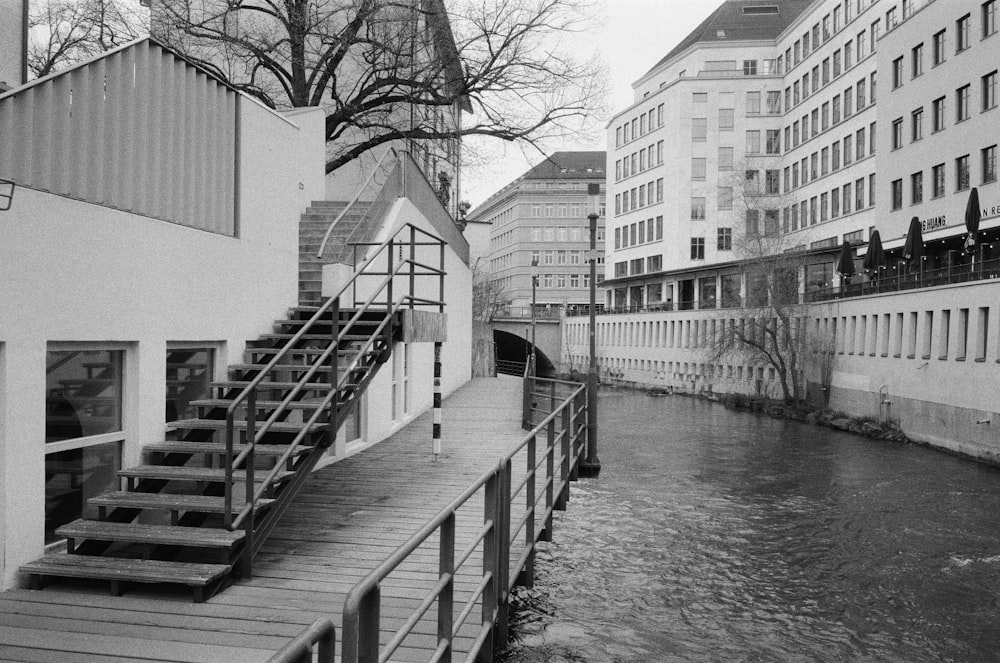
[222, 222, 447, 577]
[495, 359, 527, 376]
[267, 619, 336, 663]
[338, 373, 589, 663]
[806, 258, 1000, 302]
[493, 307, 562, 320]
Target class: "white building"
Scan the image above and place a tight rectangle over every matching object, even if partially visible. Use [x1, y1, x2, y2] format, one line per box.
[0, 38, 472, 592]
[606, 0, 889, 309]
[565, 0, 1000, 463]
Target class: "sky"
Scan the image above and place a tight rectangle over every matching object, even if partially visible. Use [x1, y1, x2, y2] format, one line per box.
[461, 0, 712, 210]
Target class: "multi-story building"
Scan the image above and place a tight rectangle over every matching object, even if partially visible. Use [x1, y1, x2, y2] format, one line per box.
[471, 152, 607, 317]
[606, 0, 888, 309]
[564, 0, 1000, 463]
[876, 0, 999, 262]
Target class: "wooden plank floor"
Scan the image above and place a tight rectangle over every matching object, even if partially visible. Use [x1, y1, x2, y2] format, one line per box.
[0, 376, 533, 663]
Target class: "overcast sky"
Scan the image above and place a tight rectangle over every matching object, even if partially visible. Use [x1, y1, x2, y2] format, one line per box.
[462, 0, 711, 210]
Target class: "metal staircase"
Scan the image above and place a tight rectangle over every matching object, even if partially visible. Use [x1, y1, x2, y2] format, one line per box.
[22, 222, 446, 601]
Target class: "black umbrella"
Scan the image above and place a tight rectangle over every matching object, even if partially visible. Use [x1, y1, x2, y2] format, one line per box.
[964, 187, 981, 255]
[863, 230, 885, 274]
[836, 240, 855, 278]
[902, 216, 924, 263]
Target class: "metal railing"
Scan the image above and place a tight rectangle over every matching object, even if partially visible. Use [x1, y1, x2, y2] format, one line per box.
[222, 222, 447, 577]
[338, 375, 589, 663]
[495, 359, 527, 376]
[267, 619, 336, 663]
[316, 147, 399, 261]
[806, 257, 1000, 302]
[493, 307, 562, 320]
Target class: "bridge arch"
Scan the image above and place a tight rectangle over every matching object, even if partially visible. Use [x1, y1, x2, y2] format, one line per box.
[493, 329, 556, 376]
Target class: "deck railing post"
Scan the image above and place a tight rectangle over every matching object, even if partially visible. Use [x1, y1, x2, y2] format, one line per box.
[496, 459, 512, 646]
[240, 387, 257, 578]
[479, 471, 499, 663]
[522, 434, 536, 587]
[409, 225, 416, 310]
[358, 587, 381, 663]
[224, 410, 234, 529]
[327, 296, 341, 448]
[569, 391, 581, 481]
[541, 415, 555, 542]
[438, 512, 455, 663]
[557, 404, 570, 511]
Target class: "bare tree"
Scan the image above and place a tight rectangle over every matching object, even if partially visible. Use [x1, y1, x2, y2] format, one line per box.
[28, 0, 148, 79]
[151, 0, 606, 175]
[471, 257, 504, 323]
[707, 156, 812, 403]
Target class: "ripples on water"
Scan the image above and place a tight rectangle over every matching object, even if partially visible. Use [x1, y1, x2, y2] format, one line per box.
[502, 390, 1000, 663]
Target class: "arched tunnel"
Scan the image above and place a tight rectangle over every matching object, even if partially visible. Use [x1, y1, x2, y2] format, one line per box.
[493, 329, 556, 377]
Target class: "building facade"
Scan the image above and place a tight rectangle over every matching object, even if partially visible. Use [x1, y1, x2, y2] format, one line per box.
[0, 0, 26, 89]
[605, 0, 893, 309]
[566, 0, 1000, 463]
[471, 152, 607, 317]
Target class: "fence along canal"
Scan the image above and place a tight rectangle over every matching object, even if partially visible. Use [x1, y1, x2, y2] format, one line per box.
[268, 373, 592, 663]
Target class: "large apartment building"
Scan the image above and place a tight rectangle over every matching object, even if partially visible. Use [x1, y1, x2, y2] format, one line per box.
[605, 0, 899, 309]
[471, 152, 607, 316]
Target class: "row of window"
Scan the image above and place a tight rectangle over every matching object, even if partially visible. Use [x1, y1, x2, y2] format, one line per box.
[891, 1, 997, 90]
[614, 104, 665, 148]
[614, 216, 664, 250]
[691, 90, 783, 115]
[525, 202, 603, 218]
[535, 273, 596, 289]
[785, 0, 873, 75]
[785, 124, 877, 192]
[786, 74, 875, 155]
[891, 72, 998, 150]
[783, 14, 877, 114]
[615, 141, 664, 182]
[529, 249, 592, 266]
[785, 173, 877, 233]
[613, 254, 664, 278]
[613, 178, 665, 216]
[891, 145, 998, 209]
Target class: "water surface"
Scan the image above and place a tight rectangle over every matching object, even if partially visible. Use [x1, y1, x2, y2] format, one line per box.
[503, 390, 1000, 662]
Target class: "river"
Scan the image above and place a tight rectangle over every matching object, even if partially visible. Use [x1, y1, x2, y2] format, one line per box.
[502, 390, 1000, 662]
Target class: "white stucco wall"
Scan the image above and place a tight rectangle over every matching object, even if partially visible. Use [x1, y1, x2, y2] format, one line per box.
[321, 197, 473, 461]
[0, 0, 24, 89]
[0, 100, 326, 588]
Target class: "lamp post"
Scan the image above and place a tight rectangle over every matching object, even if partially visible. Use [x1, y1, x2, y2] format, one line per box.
[580, 184, 602, 477]
[531, 257, 538, 372]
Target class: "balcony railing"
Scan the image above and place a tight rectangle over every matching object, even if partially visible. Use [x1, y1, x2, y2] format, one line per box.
[807, 258, 1000, 302]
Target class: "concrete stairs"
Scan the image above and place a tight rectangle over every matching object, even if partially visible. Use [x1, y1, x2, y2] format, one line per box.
[299, 200, 377, 306]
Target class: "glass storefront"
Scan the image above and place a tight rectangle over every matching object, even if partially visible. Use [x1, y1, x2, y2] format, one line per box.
[45, 349, 125, 543]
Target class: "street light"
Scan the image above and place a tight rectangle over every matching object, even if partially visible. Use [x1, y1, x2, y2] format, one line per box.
[530, 257, 538, 373]
[580, 183, 602, 477]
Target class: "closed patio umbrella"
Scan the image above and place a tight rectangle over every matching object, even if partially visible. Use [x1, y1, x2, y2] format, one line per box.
[902, 216, 924, 263]
[863, 229, 885, 275]
[964, 187, 981, 255]
[836, 240, 855, 280]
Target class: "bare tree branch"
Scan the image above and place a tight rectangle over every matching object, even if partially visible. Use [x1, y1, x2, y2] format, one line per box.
[151, 0, 606, 175]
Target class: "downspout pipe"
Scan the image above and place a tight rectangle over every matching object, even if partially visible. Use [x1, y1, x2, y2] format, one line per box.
[21, 0, 29, 84]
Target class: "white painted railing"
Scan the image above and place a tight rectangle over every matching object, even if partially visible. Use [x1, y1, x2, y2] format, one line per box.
[0, 38, 238, 235]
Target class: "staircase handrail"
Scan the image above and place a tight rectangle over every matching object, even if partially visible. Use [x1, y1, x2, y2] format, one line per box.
[223, 222, 447, 544]
[315, 146, 399, 260]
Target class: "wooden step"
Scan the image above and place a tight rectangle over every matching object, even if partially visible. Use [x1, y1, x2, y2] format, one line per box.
[118, 466, 294, 484]
[166, 418, 326, 434]
[88, 491, 275, 516]
[144, 441, 313, 457]
[56, 519, 244, 549]
[211, 380, 332, 391]
[229, 363, 334, 373]
[21, 555, 232, 601]
[189, 398, 324, 411]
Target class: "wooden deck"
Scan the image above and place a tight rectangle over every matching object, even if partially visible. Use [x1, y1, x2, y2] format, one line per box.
[0, 376, 530, 663]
